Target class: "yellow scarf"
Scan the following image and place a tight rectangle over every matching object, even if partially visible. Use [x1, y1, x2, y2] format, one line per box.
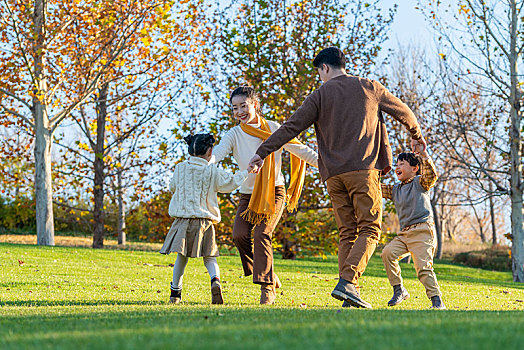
[240, 118, 307, 225]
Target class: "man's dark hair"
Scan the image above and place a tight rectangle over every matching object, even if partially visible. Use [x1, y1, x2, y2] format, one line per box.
[183, 133, 215, 156]
[397, 152, 422, 175]
[313, 47, 346, 69]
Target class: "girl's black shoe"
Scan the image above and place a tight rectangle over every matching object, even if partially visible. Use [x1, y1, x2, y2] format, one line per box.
[170, 285, 182, 304]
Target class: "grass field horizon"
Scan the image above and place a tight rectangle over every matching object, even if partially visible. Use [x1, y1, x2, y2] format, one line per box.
[1, 241, 524, 349]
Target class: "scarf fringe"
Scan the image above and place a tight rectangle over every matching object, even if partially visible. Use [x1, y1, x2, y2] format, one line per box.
[240, 207, 272, 226]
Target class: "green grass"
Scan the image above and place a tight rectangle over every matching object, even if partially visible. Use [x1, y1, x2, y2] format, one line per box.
[1, 243, 524, 350]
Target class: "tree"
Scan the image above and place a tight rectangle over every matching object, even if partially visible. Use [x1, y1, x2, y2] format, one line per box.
[0, 0, 175, 245]
[420, 0, 523, 279]
[199, 0, 395, 256]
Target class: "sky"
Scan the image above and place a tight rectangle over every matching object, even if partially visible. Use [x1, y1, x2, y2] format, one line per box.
[380, 0, 433, 48]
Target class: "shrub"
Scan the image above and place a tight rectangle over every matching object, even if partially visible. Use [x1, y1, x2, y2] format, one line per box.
[453, 246, 511, 271]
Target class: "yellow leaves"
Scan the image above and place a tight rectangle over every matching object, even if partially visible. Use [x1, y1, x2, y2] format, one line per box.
[75, 141, 90, 152]
[438, 53, 446, 60]
[140, 36, 152, 47]
[459, 4, 470, 15]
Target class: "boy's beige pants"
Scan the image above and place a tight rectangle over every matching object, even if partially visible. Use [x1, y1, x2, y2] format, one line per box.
[381, 222, 442, 298]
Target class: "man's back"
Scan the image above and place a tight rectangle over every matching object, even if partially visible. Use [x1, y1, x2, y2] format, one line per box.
[256, 74, 421, 181]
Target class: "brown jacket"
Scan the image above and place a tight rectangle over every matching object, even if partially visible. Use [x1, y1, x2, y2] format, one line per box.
[256, 75, 422, 181]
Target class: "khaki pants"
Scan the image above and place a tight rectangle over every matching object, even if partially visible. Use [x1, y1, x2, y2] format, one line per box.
[381, 222, 442, 298]
[232, 186, 286, 285]
[326, 170, 382, 285]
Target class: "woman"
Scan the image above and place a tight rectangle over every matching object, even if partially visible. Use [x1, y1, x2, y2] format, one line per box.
[212, 86, 318, 305]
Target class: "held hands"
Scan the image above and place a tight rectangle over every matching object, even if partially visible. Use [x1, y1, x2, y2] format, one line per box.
[411, 137, 429, 158]
[411, 137, 428, 156]
[248, 154, 264, 174]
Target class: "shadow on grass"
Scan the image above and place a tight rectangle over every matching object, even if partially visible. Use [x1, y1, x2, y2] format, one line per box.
[0, 300, 163, 307]
[1, 307, 524, 350]
[0, 299, 250, 307]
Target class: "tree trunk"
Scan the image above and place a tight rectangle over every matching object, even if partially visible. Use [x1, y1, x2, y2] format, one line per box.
[431, 200, 443, 259]
[33, 0, 54, 246]
[471, 204, 486, 243]
[92, 83, 108, 248]
[509, 0, 524, 282]
[117, 170, 126, 245]
[489, 183, 497, 246]
[34, 106, 54, 245]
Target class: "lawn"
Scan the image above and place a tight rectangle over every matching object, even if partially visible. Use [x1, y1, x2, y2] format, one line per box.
[1, 241, 524, 350]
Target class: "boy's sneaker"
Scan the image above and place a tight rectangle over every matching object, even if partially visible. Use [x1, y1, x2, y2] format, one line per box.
[331, 278, 372, 309]
[388, 284, 410, 306]
[431, 295, 446, 309]
[211, 279, 224, 304]
[169, 286, 182, 304]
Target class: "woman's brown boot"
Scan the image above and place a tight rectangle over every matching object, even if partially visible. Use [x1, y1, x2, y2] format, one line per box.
[260, 283, 276, 305]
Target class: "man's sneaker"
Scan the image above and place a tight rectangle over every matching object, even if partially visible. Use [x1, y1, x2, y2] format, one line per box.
[388, 284, 410, 306]
[211, 280, 224, 304]
[169, 286, 182, 304]
[331, 278, 372, 309]
[431, 295, 446, 309]
[342, 286, 360, 308]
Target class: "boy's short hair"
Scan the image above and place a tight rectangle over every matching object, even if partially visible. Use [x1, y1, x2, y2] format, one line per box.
[313, 47, 346, 69]
[397, 152, 422, 175]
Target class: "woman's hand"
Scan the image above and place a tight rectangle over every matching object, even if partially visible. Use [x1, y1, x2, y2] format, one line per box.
[248, 154, 264, 173]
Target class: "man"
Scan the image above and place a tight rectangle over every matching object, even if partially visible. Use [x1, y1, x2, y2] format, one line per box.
[248, 47, 426, 308]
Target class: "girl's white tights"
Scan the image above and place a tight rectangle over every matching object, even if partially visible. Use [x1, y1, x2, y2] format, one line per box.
[171, 254, 220, 290]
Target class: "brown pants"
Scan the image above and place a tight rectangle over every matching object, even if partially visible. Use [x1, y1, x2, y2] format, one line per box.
[381, 222, 442, 298]
[326, 170, 382, 285]
[233, 186, 286, 284]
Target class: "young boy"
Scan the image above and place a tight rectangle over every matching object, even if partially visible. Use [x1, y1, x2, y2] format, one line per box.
[380, 148, 445, 309]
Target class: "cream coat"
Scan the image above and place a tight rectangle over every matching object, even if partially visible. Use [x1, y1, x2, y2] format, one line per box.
[168, 156, 248, 223]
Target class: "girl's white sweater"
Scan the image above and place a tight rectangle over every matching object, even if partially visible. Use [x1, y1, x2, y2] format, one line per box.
[212, 120, 318, 194]
[168, 156, 248, 223]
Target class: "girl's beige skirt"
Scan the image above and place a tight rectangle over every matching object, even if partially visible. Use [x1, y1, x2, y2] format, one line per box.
[160, 218, 219, 257]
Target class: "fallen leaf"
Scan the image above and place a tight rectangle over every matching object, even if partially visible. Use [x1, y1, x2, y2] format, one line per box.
[18, 259, 24, 266]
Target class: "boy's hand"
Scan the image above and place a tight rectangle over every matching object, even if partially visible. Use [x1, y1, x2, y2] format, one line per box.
[248, 154, 264, 174]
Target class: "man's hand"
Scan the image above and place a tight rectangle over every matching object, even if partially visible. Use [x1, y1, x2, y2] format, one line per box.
[248, 154, 264, 174]
[411, 136, 427, 153]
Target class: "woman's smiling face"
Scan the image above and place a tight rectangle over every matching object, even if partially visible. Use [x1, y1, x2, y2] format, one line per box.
[231, 94, 259, 124]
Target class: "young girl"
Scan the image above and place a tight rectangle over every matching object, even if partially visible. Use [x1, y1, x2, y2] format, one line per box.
[160, 133, 248, 304]
[212, 86, 318, 305]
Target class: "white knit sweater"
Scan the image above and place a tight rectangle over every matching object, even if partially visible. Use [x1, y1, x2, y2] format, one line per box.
[212, 120, 318, 194]
[168, 156, 248, 223]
